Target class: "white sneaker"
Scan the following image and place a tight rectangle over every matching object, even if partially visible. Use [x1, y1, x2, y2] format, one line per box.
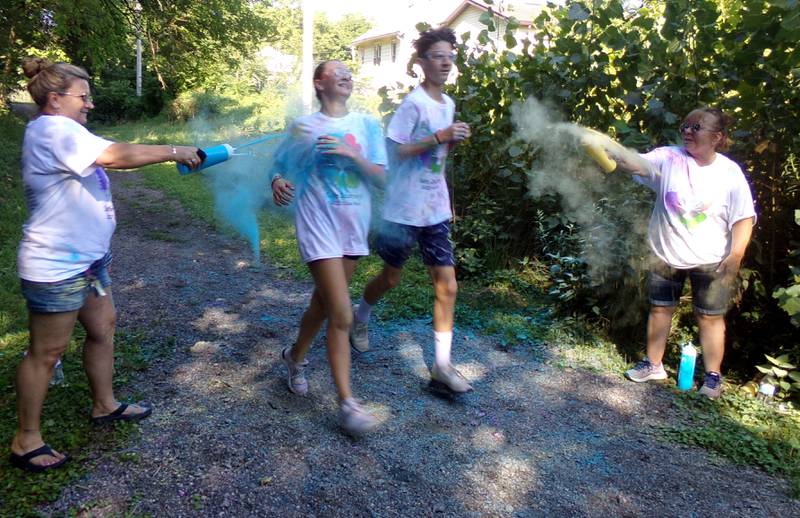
[625, 358, 668, 383]
[430, 363, 474, 394]
[281, 347, 308, 396]
[339, 398, 378, 436]
[349, 311, 369, 353]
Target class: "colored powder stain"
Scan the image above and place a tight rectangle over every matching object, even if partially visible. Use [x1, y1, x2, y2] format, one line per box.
[680, 212, 707, 229]
[96, 167, 110, 191]
[665, 191, 681, 214]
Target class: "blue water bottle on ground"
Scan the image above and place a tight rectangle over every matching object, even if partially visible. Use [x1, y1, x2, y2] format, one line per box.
[677, 341, 697, 391]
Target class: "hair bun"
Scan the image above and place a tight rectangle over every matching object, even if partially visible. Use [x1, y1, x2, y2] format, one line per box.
[21, 57, 52, 79]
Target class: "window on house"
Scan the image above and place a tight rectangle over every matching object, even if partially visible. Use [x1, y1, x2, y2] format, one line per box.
[360, 48, 365, 64]
[374, 44, 382, 65]
[391, 42, 397, 63]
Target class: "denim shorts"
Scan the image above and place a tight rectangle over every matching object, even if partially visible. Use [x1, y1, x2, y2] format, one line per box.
[648, 259, 732, 315]
[21, 252, 113, 313]
[376, 220, 455, 268]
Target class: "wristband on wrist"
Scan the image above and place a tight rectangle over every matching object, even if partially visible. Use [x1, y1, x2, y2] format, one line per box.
[433, 131, 442, 145]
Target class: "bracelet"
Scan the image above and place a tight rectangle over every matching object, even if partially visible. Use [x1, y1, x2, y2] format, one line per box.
[170, 145, 177, 155]
[433, 131, 442, 145]
[271, 173, 283, 185]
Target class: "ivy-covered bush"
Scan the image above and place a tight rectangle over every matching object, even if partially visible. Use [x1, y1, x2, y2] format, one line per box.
[440, 0, 799, 371]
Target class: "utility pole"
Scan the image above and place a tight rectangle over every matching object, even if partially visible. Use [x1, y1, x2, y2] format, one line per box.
[302, 0, 314, 114]
[135, 1, 142, 97]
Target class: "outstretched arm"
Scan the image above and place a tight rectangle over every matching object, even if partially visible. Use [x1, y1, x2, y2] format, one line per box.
[96, 143, 200, 170]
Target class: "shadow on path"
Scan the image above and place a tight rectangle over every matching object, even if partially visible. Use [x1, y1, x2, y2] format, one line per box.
[41, 172, 799, 517]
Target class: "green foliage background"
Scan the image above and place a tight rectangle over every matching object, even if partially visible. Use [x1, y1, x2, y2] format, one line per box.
[444, 0, 799, 371]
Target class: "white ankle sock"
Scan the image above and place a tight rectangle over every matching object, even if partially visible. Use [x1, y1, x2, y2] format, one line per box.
[354, 297, 373, 322]
[434, 331, 452, 369]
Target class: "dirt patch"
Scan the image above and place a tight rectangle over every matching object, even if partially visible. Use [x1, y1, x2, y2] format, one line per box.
[42, 171, 799, 517]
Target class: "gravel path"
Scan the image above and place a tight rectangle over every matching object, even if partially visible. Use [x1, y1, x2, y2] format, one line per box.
[42, 171, 799, 517]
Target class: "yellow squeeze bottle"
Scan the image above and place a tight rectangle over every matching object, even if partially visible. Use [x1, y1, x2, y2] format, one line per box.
[580, 134, 617, 173]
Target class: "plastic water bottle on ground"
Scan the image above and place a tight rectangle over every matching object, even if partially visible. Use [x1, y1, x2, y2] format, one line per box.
[49, 358, 65, 386]
[756, 382, 775, 403]
[677, 341, 697, 391]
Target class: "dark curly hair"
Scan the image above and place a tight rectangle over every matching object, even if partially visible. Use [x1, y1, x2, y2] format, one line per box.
[413, 27, 457, 58]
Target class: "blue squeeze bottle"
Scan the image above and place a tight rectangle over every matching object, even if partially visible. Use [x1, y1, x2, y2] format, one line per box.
[176, 144, 233, 175]
[677, 341, 697, 391]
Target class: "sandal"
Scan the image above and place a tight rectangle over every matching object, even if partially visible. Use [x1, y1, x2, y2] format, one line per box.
[9, 444, 70, 473]
[91, 402, 153, 425]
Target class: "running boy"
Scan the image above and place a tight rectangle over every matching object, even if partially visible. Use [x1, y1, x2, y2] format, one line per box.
[350, 27, 473, 394]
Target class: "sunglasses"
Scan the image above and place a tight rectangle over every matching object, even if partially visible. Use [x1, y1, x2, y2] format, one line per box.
[424, 52, 456, 62]
[679, 122, 713, 134]
[58, 92, 93, 104]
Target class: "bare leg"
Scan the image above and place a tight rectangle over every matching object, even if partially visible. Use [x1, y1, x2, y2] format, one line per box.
[290, 288, 326, 363]
[11, 311, 76, 466]
[298, 258, 358, 401]
[696, 312, 725, 373]
[428, 265, 457, 332]
[362, 264, 403, 306]
[80, 289, 150, 418]
[645, 305, 676, 365]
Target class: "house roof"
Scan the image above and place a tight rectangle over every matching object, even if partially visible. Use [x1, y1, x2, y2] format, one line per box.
[352, 1, 542, 46]
[351, 27, 401, 45]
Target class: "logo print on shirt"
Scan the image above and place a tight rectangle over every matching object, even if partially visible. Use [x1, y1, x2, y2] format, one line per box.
[665, 191, 709, 230]
[417, 121, 444, 174]
[318, 131, 361, 203]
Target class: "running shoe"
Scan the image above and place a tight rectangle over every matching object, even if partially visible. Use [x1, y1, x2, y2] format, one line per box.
[339, 398, 378, 436]
[625, 358, 668, 382]
[281, 346, 308, 396]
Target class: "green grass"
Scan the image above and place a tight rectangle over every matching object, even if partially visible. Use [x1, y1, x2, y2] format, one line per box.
[0, 328, 159, 516]
[0, 110, 27, 341]
[659, 391, 800, 496]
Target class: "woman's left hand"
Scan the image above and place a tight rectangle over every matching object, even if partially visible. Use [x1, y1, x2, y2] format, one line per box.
[316, 135, 358, 160]
[716, 253, 743, 283]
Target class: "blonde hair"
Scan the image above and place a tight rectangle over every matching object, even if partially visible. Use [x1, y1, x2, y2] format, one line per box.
[22, 57, 90, 108]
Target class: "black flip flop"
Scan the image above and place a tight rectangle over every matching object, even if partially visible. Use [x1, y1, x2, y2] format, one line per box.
[91, 402, 153, 425]
[9, 444, 70, 473]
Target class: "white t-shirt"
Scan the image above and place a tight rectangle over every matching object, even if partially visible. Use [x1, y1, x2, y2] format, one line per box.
[17, 115, 115, 282]
[636, 146, 756, 268]
[275, 111, 387, 263]
[382, 86, 455, 227]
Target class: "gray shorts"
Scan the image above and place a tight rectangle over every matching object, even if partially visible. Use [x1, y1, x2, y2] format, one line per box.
[649, 259, 733, 315]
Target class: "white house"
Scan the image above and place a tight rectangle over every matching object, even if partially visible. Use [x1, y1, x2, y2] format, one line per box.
[352, 0, 544, 89]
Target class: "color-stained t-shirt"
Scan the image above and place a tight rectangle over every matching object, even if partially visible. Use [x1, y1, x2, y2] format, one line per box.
[635, 146, 756, 268]
[18, 115, 115, 282]
[274, 111, 387, 263]
[382, 85, 455, 227]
